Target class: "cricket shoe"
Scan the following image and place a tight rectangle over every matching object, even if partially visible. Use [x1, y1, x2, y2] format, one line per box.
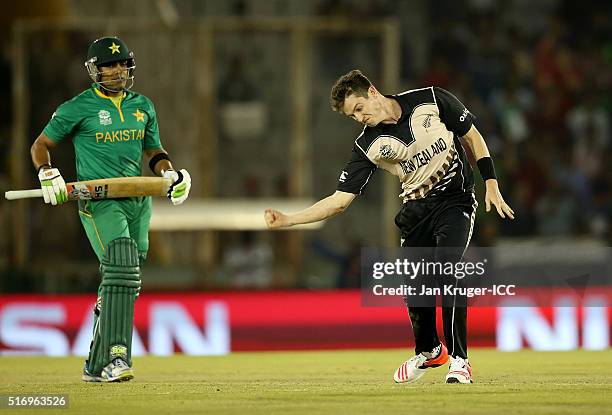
[82, 363, 103, 383]
[101, 357, 134, 382]
[393, 343, 449, 384]
[445, 356, 473, 384]
[82, 358, 134, 382]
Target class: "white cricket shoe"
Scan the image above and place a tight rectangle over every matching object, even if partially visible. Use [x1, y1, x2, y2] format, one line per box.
[82, 363, 103, 383]
[445, 356, 473, 384]
[101, 357, 134, 382]
[394, 343, 449, 384]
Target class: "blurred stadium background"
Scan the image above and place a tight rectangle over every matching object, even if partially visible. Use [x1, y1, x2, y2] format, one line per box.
[0, 0, 611, 357]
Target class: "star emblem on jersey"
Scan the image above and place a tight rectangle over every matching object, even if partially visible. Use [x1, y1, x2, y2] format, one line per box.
[109, 42, 121, 54]
[132, 109, 145, 122]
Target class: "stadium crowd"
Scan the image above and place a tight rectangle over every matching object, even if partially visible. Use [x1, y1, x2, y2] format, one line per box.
[0, 0, 609, 291]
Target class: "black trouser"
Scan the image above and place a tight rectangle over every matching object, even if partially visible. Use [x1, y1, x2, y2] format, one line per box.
[395, 192, 477, 359]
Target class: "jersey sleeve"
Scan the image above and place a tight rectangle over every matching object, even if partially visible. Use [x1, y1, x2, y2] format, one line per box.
[336, 145, 377, 194]
[42, 101, 81, 143]
[143, 98, 162, 150]
[433, 87, 475, 137]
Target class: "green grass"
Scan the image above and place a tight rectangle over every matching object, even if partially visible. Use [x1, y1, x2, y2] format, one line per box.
[1, 349, 611, 414]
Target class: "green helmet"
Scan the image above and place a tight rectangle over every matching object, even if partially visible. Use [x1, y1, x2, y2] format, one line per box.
[85, 36, 136, 91]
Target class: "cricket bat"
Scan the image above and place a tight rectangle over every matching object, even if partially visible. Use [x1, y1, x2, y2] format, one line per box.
[4, 177, 172, 201]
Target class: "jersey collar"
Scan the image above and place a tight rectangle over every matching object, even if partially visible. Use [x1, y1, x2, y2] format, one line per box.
[92, 84, 127, 100]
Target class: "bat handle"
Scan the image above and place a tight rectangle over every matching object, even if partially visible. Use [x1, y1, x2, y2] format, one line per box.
[4, 189, 44, 200]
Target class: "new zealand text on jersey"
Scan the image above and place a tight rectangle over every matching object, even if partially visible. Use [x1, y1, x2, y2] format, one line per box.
[95, 129, 146, 144]
[399, 137, 447, 174]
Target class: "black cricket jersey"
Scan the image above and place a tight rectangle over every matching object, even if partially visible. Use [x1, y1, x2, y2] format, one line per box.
[337, 87, 475, 201]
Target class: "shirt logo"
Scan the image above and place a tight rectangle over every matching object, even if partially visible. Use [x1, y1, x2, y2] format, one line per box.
[98, 110, 112, 125]
[422, 114, 432, 129]
[459, 108, 469, 122]
[339, 171, 348, 183]
[379, 144, 398, 159]
[132, 109, 145, 122]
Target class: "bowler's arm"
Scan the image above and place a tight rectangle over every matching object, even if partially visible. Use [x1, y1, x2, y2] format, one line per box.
[265, 191, 356, 229]
[460, 124, 491, 162]
[461, 125, 514, 219]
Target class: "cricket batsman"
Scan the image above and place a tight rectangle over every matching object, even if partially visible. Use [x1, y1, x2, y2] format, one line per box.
[29, 37, 191, 382]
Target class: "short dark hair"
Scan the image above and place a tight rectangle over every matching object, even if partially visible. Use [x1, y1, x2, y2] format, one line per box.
[330, 69, 372, 113]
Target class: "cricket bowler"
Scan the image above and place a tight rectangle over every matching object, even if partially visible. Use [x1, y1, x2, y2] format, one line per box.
[265, 69, 514, 384]
[29, 37, 192, 382]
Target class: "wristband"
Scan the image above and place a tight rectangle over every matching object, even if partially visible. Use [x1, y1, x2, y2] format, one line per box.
[149, 152, 171, 173]
[476, 157, 497, 181]
[37, 163, 51, 173]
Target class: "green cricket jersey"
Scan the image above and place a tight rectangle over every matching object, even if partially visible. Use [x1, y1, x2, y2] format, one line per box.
[43, 85, 162, 181]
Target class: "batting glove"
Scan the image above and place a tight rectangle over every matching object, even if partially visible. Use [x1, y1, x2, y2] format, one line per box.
[163, 169, 191, 205]
[38, 167, 68, 205]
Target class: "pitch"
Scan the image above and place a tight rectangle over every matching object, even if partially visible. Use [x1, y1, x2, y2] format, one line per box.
[1, 348, 611, 414]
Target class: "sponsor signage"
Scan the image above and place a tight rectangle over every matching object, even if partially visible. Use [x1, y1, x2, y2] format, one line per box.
[0, 290, 609, 355]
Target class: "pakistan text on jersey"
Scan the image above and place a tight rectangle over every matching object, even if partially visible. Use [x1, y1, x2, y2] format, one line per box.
[95, 129, 146, 143]
[399, 137, 447, 175]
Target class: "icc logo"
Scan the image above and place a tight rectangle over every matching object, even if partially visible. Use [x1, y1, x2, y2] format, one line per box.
[98, 110, 112, 126]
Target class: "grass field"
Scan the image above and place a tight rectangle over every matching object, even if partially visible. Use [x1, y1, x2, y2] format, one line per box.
[1, 349, 611, 414]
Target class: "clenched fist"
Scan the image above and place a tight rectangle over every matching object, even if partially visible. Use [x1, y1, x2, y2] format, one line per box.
[38, 167, 68, 205]
[264, 208, 291, 229]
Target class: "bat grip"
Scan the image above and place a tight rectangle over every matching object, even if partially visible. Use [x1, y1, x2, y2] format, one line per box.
[4, 189, 44, 200]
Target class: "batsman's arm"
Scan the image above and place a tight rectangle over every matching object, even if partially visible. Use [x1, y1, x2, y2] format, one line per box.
[30, 133, 57, 171]
[265, 191, 356, 229]
[461, 125, 514, 219]
[144, 148, 173, 176]
[30, 133, 69, 205]
[144, 148, 191, 205]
